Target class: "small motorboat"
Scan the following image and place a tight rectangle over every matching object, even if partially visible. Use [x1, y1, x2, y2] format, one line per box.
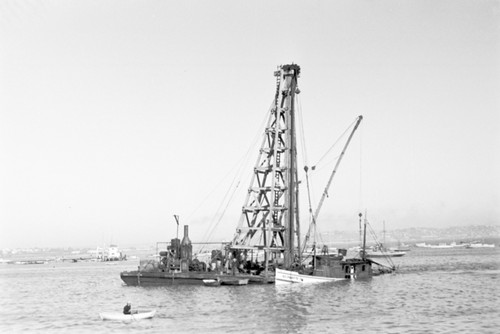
[99, 309, 156, 321]
[220, 278, 249, 286]
[203, 279, 221, 287]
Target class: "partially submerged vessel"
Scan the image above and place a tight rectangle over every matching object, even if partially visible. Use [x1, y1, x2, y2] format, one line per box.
[228, 64, 392, 283]
[275, 268, 346, 284]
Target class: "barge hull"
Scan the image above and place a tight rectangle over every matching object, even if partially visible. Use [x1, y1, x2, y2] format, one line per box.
[120, 271, 274, 286]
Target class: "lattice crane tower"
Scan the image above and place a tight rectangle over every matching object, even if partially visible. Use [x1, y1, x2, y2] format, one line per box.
[231, 64, 301, 269]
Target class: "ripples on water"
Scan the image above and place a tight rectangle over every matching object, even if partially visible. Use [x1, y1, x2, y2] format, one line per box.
[1, 247, 499, 333]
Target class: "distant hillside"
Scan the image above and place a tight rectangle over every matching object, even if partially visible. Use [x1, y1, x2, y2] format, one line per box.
[389, 225, 500, 242]
[321, 225, 500, 246]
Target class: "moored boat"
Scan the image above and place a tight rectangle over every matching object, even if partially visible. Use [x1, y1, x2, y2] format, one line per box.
[466, 242, 495, 248]
[366, 243, 406, 258]
[202, 279, 221, 286]
[427, 242, 467, 249]
[366, 250, 406, 258]
[415, 242, 468, 249]
[221, 278, 249, 286]
[391, 243, 411, 252]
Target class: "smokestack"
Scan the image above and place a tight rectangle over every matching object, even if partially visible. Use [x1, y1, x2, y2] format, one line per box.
[180, 225, 192, 263]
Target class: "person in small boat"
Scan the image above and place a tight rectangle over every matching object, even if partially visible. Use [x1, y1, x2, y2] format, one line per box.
[123, 302, 132, 314]
[123, 302, 137, 315]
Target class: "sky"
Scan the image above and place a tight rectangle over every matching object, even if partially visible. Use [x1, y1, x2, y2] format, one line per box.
[0, 0, 498, 249]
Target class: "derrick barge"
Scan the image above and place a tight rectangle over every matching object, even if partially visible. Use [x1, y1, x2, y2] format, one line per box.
[120, 225, 274, 286]
[121, 64, 394, 287]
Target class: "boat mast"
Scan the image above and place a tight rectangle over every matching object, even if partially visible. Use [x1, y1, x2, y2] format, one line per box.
[362, 213, 367, 260]
[383, 220, 386, 246]
[231, 64, 301, 270]
[359, 212, 363, 248]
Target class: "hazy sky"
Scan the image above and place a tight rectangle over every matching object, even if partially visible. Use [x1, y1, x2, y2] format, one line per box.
[1, 0, 498, 249]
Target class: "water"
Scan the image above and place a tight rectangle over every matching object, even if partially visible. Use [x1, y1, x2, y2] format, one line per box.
[1, 247, 499, 333]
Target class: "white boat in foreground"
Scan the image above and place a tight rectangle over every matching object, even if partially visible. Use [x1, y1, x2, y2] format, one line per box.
[99, 310, 156, 321]
[275, 268, 346, 285]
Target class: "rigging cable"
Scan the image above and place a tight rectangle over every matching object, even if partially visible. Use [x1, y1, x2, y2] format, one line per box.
[314, 117, 359, 170]
[296, 95, 329, 253]
[296, 90, 308, 168]
[196, 102, 273, 254]
[301, 117, 361, 253]
[365, 219, 396, 269]
[296, 94, 322, 255]
[358, 125, 364, 246]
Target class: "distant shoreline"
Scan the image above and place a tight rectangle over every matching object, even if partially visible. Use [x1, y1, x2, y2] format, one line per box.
[2, 236, 499, 264]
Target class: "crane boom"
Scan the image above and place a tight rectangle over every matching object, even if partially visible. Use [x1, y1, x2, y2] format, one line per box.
[313, 115, 363, 222]
[302, 115, 363, 254]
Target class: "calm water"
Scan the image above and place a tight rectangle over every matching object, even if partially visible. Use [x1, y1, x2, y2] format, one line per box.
[1, 247, 499, 333]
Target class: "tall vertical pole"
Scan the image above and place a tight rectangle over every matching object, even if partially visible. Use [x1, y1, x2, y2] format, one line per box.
[174, 215, 179, 240]
[359, 212, 363, 247]
[283, 65, 300, 268]
[383, 220, 386, 246]
[362, 214, 367, 260]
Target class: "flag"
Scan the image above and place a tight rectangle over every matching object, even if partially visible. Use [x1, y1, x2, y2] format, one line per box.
[174, 215, 179, 225]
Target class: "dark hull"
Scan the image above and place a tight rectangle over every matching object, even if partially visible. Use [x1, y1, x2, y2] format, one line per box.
[312, 256, 374, 279]
[120, 271, 274, 286]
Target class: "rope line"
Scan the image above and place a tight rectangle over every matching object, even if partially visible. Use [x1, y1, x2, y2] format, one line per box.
[313, 117, 358, 169]
[197, 102, 272, 253]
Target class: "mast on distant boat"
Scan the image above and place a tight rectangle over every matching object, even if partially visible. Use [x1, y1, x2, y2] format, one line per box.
[383, 220, 386, 247]
[359, 212, 363, 248]
[362, 212, 367, 260]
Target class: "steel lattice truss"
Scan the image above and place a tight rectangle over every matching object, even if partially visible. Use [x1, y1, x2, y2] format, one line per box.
[232, 64, 300, 267]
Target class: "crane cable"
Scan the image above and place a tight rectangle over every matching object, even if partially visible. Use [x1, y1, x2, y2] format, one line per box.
[365, 220, 396, 269]
[301, 116, 362, 254]
[197, 104, 271, 253]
